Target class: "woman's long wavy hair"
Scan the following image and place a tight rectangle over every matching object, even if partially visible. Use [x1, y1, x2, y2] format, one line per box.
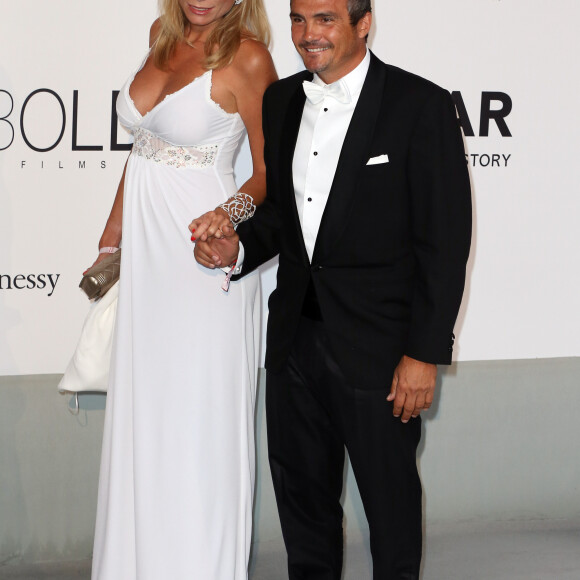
[154, 0, 271, 70]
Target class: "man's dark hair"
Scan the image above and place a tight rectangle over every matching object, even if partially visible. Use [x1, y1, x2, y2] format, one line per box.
[347, 0, 372, 26]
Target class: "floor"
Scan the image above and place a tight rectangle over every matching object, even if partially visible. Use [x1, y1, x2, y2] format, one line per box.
[1, 520, 579, 580]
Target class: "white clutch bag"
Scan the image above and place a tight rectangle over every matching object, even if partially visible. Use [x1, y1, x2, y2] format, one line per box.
[58, 281, 119, 407]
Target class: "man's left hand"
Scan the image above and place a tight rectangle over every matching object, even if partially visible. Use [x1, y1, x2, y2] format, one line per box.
[387, 355, 437, 423]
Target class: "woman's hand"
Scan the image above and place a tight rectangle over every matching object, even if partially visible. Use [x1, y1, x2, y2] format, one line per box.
[83, 248, 120, 275]
[88, 159, 126, 274]
[83, 252, 110, 275]
[189, 207, 234, 242]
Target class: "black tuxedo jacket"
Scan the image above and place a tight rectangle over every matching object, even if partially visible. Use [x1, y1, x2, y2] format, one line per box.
[236, 52, 472, 389]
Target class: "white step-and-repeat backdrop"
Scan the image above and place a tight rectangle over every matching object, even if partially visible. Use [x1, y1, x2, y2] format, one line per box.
[1, 1, 579, 375]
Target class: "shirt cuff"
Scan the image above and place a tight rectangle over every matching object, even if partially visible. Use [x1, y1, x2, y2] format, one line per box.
[220, 242, 244, 275]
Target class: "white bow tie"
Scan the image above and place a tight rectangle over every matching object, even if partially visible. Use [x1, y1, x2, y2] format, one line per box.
[302, 80, 351, 105]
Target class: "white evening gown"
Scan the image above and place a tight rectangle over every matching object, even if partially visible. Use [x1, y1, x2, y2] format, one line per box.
[91, 62, 260, 580]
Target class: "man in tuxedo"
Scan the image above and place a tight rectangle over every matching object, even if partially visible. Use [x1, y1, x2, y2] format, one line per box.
[194, 0, 471, 577]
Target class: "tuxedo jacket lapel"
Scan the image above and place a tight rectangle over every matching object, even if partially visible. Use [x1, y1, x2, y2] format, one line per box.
[312, 54, 387, 264]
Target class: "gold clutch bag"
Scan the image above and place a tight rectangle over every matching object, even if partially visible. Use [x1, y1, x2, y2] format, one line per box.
[79, 249, 122, 300]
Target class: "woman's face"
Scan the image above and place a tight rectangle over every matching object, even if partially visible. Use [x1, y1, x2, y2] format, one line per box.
[178, 0, 237, 29]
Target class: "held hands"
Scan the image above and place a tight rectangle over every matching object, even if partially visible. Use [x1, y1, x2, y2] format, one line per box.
[190, 212, 240, 269]
[193, 230, 240, 269]
[387, 355, 437, 423]
[189, 208, 233, 242]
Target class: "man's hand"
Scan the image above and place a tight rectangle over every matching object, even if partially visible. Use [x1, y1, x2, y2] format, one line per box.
[193, 227, 240, 269]
[387, 355, 437, 423]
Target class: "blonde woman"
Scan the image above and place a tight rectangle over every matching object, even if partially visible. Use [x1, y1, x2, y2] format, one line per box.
[90, 1, 276, 578]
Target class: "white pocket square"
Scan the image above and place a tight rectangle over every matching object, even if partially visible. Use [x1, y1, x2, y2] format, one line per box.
[366, 154, 389, 165]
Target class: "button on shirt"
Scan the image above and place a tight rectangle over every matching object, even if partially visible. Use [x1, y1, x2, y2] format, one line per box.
[293, 49, 370, 262]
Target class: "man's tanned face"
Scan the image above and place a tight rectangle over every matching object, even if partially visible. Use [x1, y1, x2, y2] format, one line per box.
[290, 0, 371, 84]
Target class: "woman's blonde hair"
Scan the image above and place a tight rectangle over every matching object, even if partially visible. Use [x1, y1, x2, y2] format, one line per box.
[154, 0, 271, 70]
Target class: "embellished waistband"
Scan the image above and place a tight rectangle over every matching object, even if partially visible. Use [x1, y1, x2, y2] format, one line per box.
[131, 128, 218, 169]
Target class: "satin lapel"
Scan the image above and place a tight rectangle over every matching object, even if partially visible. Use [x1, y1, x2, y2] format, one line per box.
[312, 54, 388, 264]
[279, 76, 311, 266]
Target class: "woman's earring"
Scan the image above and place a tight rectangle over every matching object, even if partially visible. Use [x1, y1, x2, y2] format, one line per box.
[235, 0, 243, 4]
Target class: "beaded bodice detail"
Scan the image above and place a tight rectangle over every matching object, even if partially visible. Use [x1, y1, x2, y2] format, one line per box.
[132, 128, 218, 169]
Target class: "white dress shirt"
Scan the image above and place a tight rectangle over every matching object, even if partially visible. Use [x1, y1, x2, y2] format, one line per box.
[233, 49, 370, 275]
[293, 49, 370, 261]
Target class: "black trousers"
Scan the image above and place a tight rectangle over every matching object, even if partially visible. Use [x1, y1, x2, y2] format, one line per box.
[267, 317, 422, 580]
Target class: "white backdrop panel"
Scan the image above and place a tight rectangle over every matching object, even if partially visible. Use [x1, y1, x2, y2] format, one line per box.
[1, 0, 579, 375]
